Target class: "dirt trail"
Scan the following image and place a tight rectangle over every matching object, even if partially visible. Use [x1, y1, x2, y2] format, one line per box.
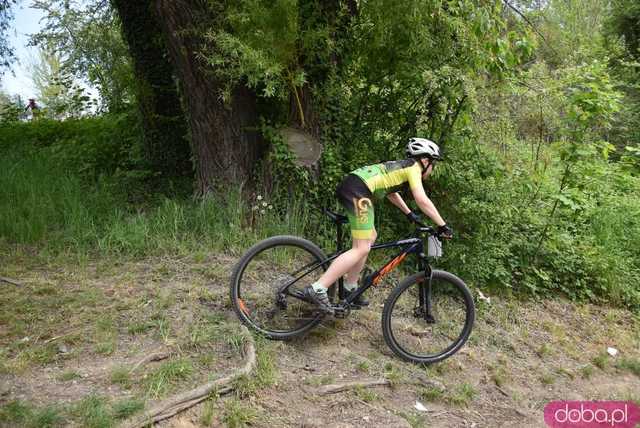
[1, 255, 638, 427]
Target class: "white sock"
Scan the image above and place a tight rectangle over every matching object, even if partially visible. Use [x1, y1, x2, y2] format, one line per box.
[344, 282, 358, 292]
[311, 282, 327, 293]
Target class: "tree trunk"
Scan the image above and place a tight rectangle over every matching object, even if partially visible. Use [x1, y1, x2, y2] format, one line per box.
[154, 0, 262, 195]
[112, 0, 191, 180]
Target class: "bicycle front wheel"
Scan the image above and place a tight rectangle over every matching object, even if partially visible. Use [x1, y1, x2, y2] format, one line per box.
[230, 235, 330, 340]
[382, 270, 475, 364]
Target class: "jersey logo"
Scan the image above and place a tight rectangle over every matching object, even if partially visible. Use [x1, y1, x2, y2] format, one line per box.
[355, 197, 372, 223]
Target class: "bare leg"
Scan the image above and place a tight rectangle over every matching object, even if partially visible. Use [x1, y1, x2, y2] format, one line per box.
[316, 238, 372, 289]
[344, 231, 377, 285]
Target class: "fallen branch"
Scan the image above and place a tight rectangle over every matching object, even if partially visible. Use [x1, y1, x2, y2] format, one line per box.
[312, 373, 446, 396]
[123, 325, 255, 428]
[129, 350, 172, 374]
[315, 378, 390, 395]
[0, 276, 22, 286]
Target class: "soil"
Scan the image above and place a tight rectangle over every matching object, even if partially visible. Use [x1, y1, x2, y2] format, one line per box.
[1, 254, 639, 428]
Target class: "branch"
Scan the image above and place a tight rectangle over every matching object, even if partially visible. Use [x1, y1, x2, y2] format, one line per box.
[0, 276, 22, 286]
[501, 0, 560, 58]
[129, 349, 171, 374]
[314, 378, 390, 395]
[312, 374, 446, 396]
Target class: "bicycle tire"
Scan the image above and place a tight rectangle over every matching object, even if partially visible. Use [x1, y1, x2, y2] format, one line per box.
[230, 235, 331, 340]
[382, 270, 475, 364]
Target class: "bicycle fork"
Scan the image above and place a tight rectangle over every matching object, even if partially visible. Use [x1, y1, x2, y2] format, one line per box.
[417, 265, 436, 324]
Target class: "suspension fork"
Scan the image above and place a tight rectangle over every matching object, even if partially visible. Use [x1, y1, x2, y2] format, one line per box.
[418, 264, 436, 323]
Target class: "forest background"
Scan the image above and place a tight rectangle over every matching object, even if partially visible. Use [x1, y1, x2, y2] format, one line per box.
[0, 0, 639, 311]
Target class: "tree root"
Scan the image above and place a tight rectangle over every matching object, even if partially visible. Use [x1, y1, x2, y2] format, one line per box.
[123, 325, 256, 428]
[315, 378, 390, 395]
[0, 276, 22, 286]
[313, 374, 446, 396]
[129, 350, 172, 374]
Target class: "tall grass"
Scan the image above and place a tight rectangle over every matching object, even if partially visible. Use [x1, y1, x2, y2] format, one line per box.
[0, 145, 328, 258]
[0, 149, 105, 247]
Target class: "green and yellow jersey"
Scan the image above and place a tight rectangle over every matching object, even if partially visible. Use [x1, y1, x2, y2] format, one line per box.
[350, 159, 423, 199]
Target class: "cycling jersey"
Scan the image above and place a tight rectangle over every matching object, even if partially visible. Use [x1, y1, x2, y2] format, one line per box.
[336, 159, 424, 240]
[351, 159, 423, 199]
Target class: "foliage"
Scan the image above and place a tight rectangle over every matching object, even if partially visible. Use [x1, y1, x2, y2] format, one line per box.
[31, 49, 94, 119]
[1, 0, 639, 311]
[30, 0, 135, 112]
[0, 0, 15, 72]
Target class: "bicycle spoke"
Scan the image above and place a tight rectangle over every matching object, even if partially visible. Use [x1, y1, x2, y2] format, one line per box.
[383, 272, 473, 363]
[232, 239, 327, 337]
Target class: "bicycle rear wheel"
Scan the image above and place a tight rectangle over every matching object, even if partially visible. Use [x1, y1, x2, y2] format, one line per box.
[382, 270, 474, 364]
[230, 235, 330, 340]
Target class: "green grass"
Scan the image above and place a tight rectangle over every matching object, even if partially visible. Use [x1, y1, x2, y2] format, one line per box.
[448, 383, 477, 406]
[112, 399, 144, 420]
[74, 395, 113, 428]
[419, 385, 445, 402]
[200, 399, 217, 426]
[592, 352, 609, 370]
[580, 364, 595, 379]
[615, 357, 640, 377]
[353, 385, 379, 402]
[145, 358, 194, 398]
[397, 411, 426, 428]
[126, 320, 154, 335]
[110, 366, 131, 388]
[57, 370, 82, 382]
[222, 399, 258, 428]
[0, 140, 318, 259]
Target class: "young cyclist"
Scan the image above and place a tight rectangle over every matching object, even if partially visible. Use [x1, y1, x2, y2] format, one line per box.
[303, 137, 452, 314]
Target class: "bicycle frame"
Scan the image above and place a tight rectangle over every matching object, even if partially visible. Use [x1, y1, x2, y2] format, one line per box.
[276, 215, 436, 320]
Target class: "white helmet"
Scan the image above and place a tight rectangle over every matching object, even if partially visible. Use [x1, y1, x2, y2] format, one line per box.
[406, 137, 442, 160]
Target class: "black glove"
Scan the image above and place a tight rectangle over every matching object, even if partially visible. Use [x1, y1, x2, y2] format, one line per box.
[406, 211, 421, 224]
[437, 224, 453, 239]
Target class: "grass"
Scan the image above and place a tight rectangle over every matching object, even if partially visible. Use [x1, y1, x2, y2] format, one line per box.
[57, 370, 82, 382]
[540, 372, 556, 385]
[447, 383, 477, 407]
[304, 374, 335, 387]
[110, 366, 132, 388]
[580, 364, 595, 379]
[222, 399, 258, 428]
[615, 357, 640, 377]
[200, 399, 217, 426]
[353, 385, 379, 402]
[126, 320, 154, 335]
[419, 385, 445, 402]
[145, 358, 194, 398]
[592, 352, 609, 370]
[74, 395, 113, 428]
[397, 411, 426, 428]
[112, 399, 144, 420]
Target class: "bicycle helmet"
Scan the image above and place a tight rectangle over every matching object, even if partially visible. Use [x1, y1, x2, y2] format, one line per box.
[406, 137, 443, 161]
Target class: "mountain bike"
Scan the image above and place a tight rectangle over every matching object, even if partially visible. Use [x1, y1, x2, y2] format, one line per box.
[229, 209, 475, 364]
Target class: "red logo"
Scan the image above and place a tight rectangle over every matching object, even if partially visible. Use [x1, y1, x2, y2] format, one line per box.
[544, 401, 640, 428]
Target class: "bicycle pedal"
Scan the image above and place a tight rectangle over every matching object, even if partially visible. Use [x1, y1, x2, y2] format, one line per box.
[333, 305, 350, 318]
[349, 303, 368, 310]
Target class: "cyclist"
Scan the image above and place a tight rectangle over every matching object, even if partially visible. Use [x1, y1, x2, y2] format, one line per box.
[303, 137, 453, 314]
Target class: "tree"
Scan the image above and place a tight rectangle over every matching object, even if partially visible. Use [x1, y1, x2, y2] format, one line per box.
[152, 0, 263, 194]
[0, 0, 15, 73]
[31, 0, 135, 113]
[111, 0, 192, 181]
[31, 49, 91, 119]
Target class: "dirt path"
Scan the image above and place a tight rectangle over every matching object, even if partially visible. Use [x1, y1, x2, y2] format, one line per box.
[1, 254, 638, 427]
